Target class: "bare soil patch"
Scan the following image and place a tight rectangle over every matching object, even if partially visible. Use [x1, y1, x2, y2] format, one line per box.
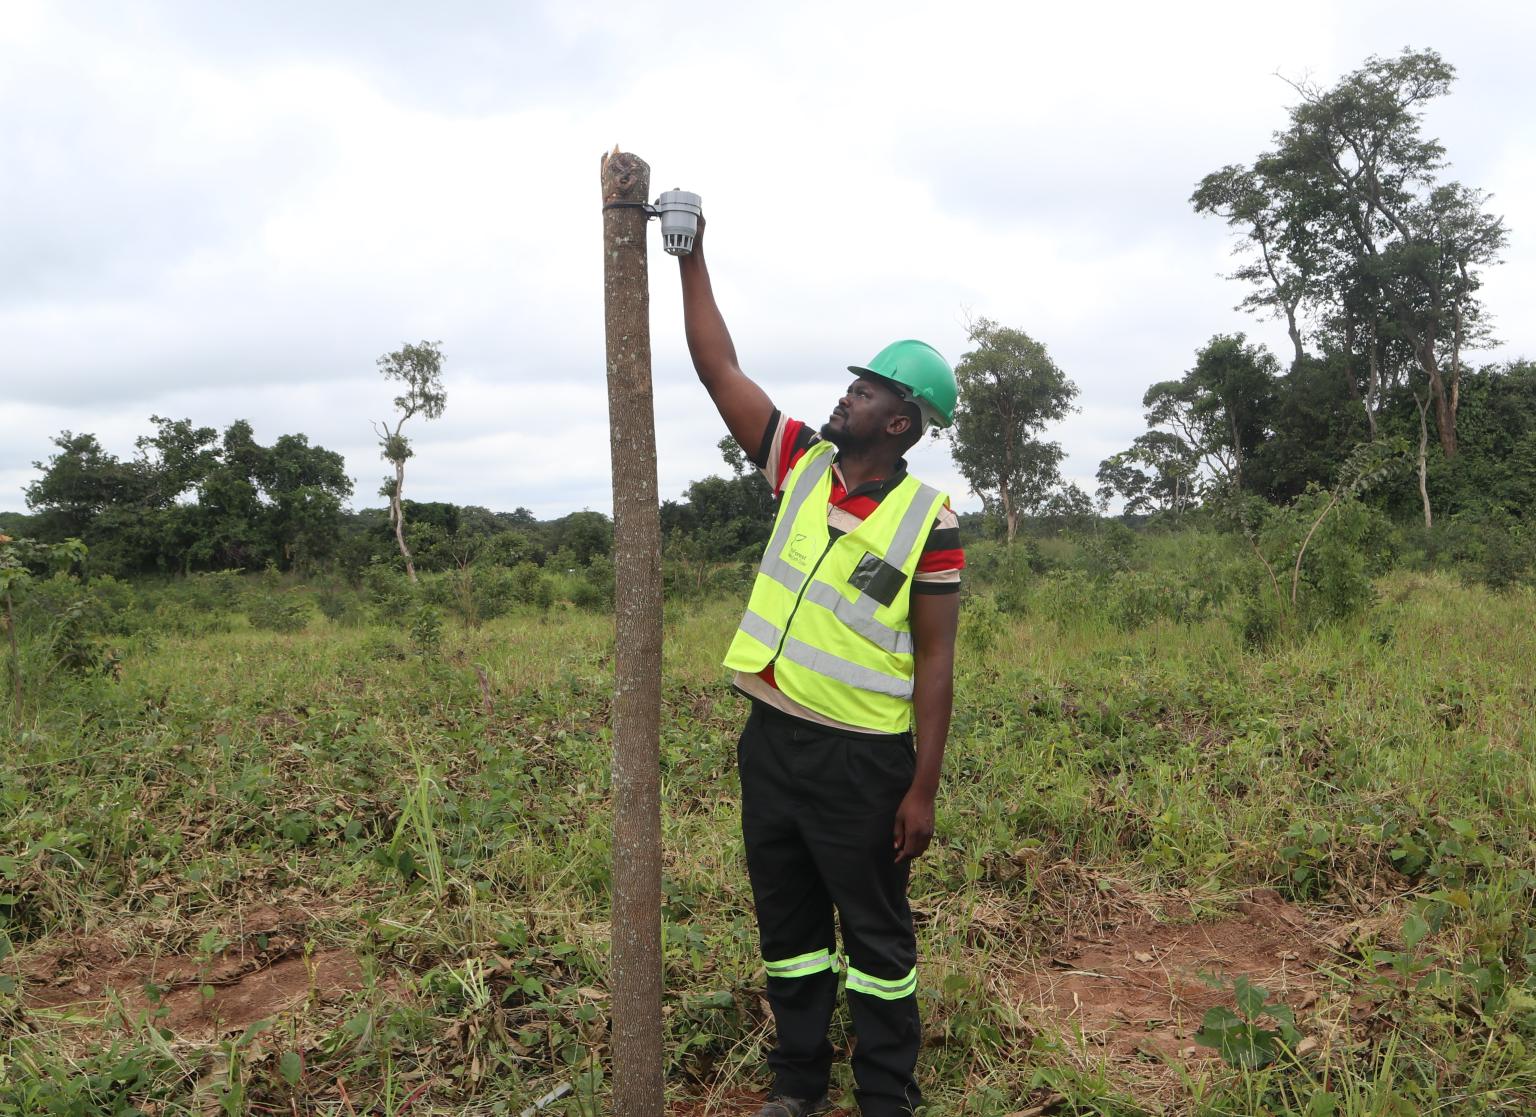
[19, 902, 369, 1040]
[1010, 888, 1328, 1062]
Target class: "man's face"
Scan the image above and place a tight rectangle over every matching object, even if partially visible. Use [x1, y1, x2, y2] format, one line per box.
[820, 376, 908, 451]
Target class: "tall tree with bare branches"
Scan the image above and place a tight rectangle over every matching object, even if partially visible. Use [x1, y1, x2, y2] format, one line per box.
[374, 340, 447, 583]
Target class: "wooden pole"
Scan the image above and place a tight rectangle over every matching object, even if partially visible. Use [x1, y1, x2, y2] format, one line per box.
[599, 147, 664, 1117]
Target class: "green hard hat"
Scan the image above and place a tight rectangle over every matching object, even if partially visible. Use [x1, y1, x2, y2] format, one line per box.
[849, 339, 958, 429]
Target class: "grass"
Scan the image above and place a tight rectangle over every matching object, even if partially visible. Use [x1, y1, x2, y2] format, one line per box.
[3, 559, 1536, 1115]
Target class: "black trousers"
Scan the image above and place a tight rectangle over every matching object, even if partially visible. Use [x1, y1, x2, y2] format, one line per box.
[737, 702, 923, 1117]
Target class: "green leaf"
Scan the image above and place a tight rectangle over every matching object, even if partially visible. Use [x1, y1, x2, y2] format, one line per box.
[1234, 977, 1269, 1019]
[1403, 913, 1429, 950]
[279, 1051, 303, 1086]
[1194, 1005, 1243, 1046]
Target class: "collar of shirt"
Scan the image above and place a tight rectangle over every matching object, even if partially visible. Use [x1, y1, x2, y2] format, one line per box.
[829, 455, 909, 504]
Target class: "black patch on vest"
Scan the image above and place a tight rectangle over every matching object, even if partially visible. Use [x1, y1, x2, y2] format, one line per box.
[849, 552, 907, 607]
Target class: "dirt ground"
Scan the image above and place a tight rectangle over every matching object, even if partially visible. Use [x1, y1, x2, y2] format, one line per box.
[19, 901, 369, 1041]
[1008, 887, 1327, 1062]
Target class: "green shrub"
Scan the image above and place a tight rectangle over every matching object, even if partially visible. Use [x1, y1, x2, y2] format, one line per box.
[1106, 570, 1211, 630]
[314, 578, 367, 627]
[959, 593, 1004, 657]
[965, 542, 1042, 616]
[570, 556, 615, 612]
[1235, 588, 1284, 649]
[1450, 508, 1532, 591]
[455, 565, 518, 624]
[246, 593, 310, 633]
[1075, 521, 1139, 579]
[182, 569, 244, 611]
[144, 600, 236, 636]
[14, 575, 123, 677]
[508, 562, 555, 609]
[664, 560, 758, 604]
[360, 631, 406, 660]
[1031, 569, 1102, 622]
[363, 562, 418, 622]
[1238, 490, 1396, 632]
[410, 604, 444, 653]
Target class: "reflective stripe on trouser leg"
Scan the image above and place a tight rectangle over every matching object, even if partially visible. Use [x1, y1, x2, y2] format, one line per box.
[844, 964, 917, 1001]
[764, 948, 838, 980]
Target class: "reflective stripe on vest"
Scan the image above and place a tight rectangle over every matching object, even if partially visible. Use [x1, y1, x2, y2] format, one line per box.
[757, 451, 835, 592]
[845, 963, 917, 1000]
[778, 637, 913, 699]
[738, 608, 783, 651]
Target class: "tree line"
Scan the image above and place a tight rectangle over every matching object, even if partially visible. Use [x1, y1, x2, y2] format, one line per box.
[4, 418, 752, 582]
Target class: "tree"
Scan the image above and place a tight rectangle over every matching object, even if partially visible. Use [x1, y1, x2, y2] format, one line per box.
[374, 340, 447, 582]
[1192, 165, 1323, 373]
[659, 437, 774, 563]
[260, 434, 353, 569]
[1196, 49, 1507, 459]
[1038, 482, 1098, 534]
[1156, 334, 1279, 491]
[194, 420, 272, 570]
[1249, 351, 1370, 502]
[948, 319, 1079, 543]
[25, 433, 149, 543]
[547, 510, 613, 567]
[1097, 431, 1201, 517]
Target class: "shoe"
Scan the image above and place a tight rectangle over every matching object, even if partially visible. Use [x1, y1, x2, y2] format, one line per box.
[752, 1093, 830, 1117]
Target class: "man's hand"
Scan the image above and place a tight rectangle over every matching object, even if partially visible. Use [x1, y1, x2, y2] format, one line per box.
[892, 786, 935, 862]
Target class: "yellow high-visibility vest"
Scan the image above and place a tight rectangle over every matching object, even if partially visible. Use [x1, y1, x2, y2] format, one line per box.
[723, 442, 947, 734]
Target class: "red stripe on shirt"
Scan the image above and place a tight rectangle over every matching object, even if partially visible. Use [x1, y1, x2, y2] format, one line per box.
[917, 547, 966, 574]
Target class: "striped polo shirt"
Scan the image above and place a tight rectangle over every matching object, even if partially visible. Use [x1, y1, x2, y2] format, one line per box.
[734, 410, 964, 733]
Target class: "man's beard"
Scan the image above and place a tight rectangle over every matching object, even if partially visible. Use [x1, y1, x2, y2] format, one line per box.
[819, 421, 873, 453]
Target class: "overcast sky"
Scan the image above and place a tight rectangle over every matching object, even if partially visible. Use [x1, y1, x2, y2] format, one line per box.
[4, 0, 1533, 519]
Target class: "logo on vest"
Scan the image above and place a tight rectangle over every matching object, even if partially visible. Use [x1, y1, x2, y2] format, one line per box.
[787, 532, 809, 565]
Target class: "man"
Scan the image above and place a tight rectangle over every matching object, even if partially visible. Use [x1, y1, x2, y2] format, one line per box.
[678, 215, 962, 1117]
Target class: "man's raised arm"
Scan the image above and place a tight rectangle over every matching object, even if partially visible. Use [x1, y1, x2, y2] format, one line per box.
[678, 217, 775, 459]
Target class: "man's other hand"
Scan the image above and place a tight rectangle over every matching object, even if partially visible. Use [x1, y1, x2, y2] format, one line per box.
[892, 787, 935, 862]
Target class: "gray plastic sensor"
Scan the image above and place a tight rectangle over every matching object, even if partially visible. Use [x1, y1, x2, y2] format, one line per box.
[654, 189, 702, 256]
